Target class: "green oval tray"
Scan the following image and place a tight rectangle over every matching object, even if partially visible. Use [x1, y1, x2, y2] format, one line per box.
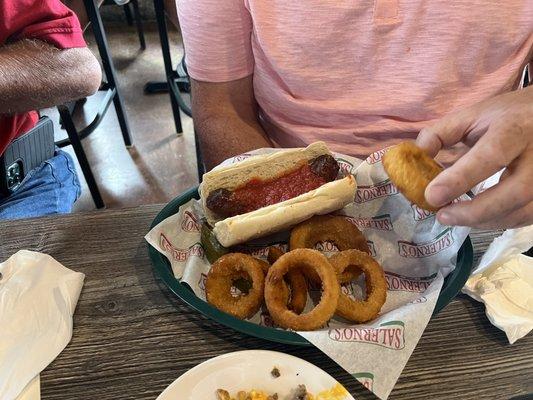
[148, 186, 474, 346]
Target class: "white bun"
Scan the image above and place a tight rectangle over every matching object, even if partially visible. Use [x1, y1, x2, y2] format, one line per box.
[213, 175, 356, 247]
[199, 142, 357, 247]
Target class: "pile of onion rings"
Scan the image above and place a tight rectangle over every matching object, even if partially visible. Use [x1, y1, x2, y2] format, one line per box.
[205, 215, 388, 330]
[382, 141, 443, 211]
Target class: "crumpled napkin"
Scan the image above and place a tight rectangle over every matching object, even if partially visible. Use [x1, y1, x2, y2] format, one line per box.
[462, 226, 533, 344]
[0, 250, 85, 400]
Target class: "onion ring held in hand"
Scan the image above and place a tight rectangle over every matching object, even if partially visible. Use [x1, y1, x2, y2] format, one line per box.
[206, 253, 265, 319]
[382, 141, 443, 212]
[265, 249, 339, 330]
[290, 215, 369, 283]
[267, 247, 307, 314]
[329, 250, 387, 323]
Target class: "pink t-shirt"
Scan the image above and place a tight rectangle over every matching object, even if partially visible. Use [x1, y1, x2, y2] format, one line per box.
[178, 0, 532, 160]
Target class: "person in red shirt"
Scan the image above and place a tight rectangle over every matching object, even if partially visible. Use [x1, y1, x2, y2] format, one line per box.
[0, 0, 101, 219]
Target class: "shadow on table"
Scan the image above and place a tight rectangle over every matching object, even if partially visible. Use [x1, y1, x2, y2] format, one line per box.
[456, 293, 512, 345]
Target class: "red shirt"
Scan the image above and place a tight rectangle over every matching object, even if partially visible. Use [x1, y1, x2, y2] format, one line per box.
[0, 0, 87, 156]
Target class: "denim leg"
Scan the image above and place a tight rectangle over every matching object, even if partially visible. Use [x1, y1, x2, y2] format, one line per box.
[0, 150, 81, 220]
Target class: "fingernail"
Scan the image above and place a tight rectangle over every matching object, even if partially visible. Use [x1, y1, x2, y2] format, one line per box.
[425, 184, 450, 207]
[437, 210, 455, 226]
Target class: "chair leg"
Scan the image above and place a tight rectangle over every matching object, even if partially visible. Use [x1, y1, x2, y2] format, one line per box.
[57, 106, 105, 209]
[131, 0, 146, 50]
[123, 2, 134, 25]
[153, 0, 182, 134]
[84, 0, 133, 148]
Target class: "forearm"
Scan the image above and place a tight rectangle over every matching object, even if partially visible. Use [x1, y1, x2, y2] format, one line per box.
[191, 77, 272, 170]
[0, 39, 101, 114]
[194, 112, 272, 171]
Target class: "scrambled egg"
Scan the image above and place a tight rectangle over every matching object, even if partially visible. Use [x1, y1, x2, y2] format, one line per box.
[247, 390, 272, 400]
[309, 383, 350, 400]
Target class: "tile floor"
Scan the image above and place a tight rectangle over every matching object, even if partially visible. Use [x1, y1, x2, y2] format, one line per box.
[43, 22, 197, 213]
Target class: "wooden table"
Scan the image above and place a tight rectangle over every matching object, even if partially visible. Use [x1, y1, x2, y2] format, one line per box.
[1, 206, 531, 400]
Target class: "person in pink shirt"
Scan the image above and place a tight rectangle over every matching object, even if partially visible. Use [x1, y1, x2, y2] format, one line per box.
[177, 0, 532, 229]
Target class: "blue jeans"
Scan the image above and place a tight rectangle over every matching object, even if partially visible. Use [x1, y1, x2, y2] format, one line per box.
[0, 149, 81, 220]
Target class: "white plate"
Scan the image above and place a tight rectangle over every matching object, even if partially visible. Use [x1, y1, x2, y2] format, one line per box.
[157, 350, 355, 400]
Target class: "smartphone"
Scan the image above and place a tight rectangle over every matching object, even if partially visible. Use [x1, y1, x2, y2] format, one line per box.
[0, 116, 55, 196]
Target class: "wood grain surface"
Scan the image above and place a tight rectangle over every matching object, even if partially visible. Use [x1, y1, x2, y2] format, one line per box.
[0, 206, 531, 400]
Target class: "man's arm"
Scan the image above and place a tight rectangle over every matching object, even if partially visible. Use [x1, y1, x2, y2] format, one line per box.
[0, 39, 101, 114]
[191, 75, 272, 171]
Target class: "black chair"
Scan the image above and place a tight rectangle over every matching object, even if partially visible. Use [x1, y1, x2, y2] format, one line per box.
[104, 0, 145, 50]
[143, 0, 204, 179]
[56, 0, 134, 209]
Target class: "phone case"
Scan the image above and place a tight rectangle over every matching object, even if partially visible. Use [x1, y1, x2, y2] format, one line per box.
[0, 116, 55, 196]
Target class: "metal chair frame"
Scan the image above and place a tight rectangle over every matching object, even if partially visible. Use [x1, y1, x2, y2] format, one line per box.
[143, 0, 203, 179]
[56, 0, 134, 209]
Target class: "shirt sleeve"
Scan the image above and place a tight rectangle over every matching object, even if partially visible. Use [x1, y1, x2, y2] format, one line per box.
[2, 0, 86, 49]
[177, 0, 254, 82]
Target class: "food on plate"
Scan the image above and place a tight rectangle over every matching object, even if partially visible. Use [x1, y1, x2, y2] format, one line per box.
[382, 141, 443, 211]
[290, 215, 369, 283]
[312, 383, 350, 399]
[329, 250, 387, 323]
[216, 383, 349, 400]
[270, 366, 281, 378]
[206, 253, 265, 319]
[265, 249, 339, 331]
[268, 247, 308, 314]
[199, 142, 357, 247]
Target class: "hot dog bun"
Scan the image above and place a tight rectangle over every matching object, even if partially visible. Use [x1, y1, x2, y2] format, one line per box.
[199, 142, 357, 247]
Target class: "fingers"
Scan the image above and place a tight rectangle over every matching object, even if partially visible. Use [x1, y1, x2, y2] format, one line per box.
[424, 121, 526, 207]
[501, 201, 533, 229]
[416, 109, 477, 157]
[438, 200, 533, 229]
[435, 162, 533, 228]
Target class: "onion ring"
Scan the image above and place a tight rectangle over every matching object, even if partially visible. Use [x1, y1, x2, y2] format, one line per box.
[290, 215, 369, 253]
[206, 253, 265, 319]
[329, 250, 387, 323]
[265, 249, 339, 330]
[290, 215, 369, 283]
[333, 261, 362, 284]
[267, 247, 307, 314]
[382, 141, 443, 211]
[267, 246, 285, 265]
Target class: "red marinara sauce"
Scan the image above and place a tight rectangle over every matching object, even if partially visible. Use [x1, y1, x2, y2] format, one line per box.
[231, 163, 327, 213]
